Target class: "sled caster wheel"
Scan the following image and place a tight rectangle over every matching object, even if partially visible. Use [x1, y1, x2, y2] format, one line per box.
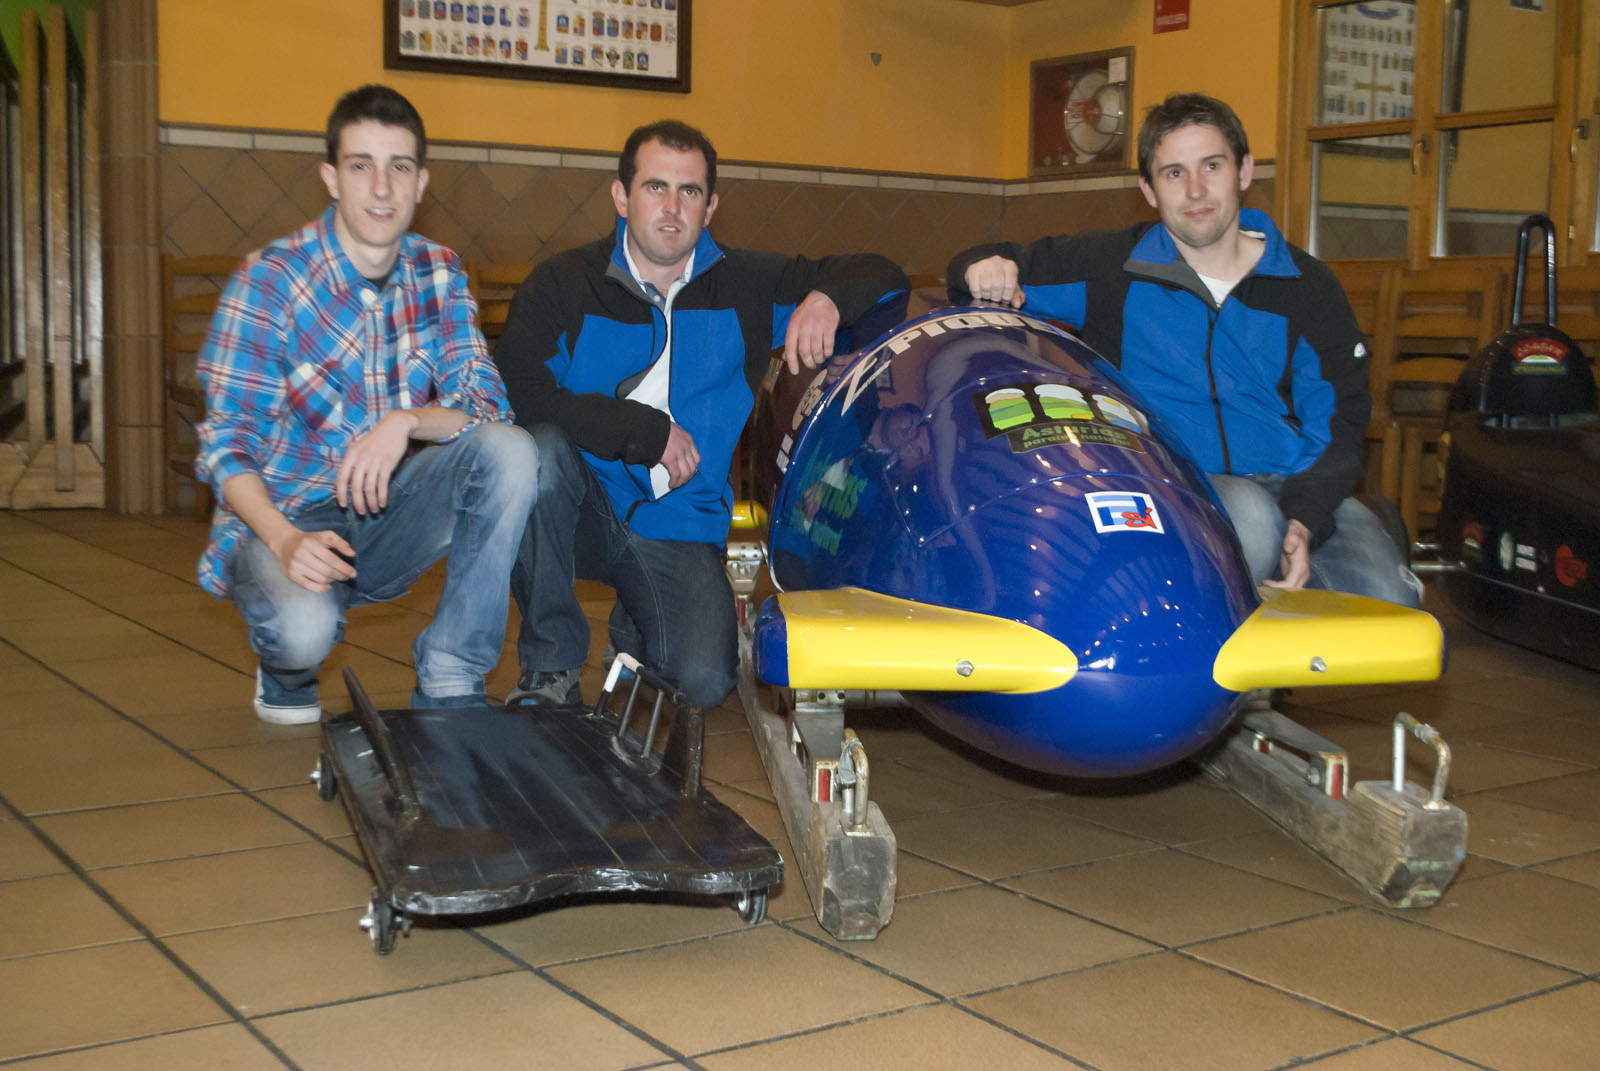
[312, 753, 337, 802]
[359, 894, 408, 955]
[734, 887, 768, 925]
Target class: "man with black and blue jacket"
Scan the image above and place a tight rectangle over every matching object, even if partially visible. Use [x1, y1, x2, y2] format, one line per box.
[949, 93, 1420, 608]
[495, 120, 908, 708]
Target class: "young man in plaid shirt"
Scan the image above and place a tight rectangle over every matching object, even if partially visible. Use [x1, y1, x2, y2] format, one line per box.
[196, 85, 536, 723]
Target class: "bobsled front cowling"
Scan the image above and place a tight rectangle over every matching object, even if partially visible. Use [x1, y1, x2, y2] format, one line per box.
[900, 471, 1258, 775]
[762, 304, 1259, 777]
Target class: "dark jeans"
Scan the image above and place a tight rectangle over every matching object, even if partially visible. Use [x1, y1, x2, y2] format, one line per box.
[1209, 472, 1423, 607]
[512, 424, 738, 708]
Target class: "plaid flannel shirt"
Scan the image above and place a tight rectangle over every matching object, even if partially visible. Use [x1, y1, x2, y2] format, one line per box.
[195, 206, 513, 596]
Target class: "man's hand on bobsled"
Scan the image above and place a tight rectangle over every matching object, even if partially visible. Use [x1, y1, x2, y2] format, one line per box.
[782, 291, 841, 375]
[964, 255, 1024, 309]
[1265, 519, 1312, 591]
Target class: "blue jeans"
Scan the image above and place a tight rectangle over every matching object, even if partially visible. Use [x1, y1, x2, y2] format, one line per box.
[512, 424, 737, 709]
[1209, 473, 1422, 608]
[229, 422, 538, 706]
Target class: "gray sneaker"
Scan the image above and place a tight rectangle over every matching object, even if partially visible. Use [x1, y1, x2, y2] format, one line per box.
[505, 667, 583, 708]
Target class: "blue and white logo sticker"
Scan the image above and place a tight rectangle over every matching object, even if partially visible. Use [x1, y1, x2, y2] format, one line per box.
[1086, 491, 1164, 534]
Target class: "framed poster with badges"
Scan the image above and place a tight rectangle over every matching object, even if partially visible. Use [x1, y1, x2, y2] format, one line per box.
[385, 0, 691, 93]
[1317, 0, 1416, 150]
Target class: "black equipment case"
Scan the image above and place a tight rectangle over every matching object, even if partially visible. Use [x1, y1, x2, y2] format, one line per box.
[1435, 214, 1600, 670]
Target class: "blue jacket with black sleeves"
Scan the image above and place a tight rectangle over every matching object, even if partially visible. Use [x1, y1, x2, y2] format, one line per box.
[495, 219, 908, 544]
[946, 209, 1370, 548]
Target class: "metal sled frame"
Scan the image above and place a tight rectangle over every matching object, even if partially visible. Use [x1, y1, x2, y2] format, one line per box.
[317, 664, 783, 954]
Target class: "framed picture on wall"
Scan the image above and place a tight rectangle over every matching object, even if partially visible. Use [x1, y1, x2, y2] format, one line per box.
[385, 1, 691, 93]
[1029, 47, 1133, 177]
[1317, 0, 1415, 136]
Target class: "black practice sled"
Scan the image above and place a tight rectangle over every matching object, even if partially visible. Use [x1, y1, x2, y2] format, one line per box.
[1434, 214, 1600, 670]
[316, 662, 783, 954]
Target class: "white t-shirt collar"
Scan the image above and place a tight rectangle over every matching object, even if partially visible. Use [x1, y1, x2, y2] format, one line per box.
[622, 239, 693, 304]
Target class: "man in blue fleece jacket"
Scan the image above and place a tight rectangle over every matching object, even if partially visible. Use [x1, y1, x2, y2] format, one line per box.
[949, 93, 1419, 607]
[495, 120, 908, 708]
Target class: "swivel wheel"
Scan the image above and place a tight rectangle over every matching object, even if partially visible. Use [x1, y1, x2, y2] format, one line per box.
[359, 893, 409, 955]
[733, 886, 768, 925]
[312, 753, 338, 802]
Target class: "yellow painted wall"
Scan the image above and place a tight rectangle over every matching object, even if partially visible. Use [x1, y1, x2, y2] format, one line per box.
[157, 0, 1283, 179]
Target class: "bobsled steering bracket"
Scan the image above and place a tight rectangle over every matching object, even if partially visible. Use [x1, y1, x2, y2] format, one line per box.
[726, 541, 764, 627]
[1202, 703, 1467, 908]
[1237, 694, 1350, 800]
[604, 652, 671, 776]
[837, 730, 872, 835]
[728, 540, 897, 940]
[1395, 712, 1453, 810]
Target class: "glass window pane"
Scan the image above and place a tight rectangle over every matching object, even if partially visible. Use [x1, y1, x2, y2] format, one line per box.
[1442, 0, 1558, 114]
[1592, 108, 1600, 255]
[1311, 136, 1411, 259]
[1317, 0, 1418, 126]
[1435, 123, 1551, 256]
[3, 93, 19, 369]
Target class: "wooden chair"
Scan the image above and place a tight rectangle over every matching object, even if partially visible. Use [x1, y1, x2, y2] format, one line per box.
[163, 253, 241, 516]
[1369, 261, 1507, 540]
[468, 262, 534, 344]
[1326, 259, 1399, 492]
[1326, 259, 1393, 343]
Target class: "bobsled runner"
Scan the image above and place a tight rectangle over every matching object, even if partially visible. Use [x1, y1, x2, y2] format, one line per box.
[316, 664, 782, 954]
[728, 290, 1461, 939]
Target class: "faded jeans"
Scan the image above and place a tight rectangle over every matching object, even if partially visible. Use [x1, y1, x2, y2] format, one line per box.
[229, 422, 538, 707]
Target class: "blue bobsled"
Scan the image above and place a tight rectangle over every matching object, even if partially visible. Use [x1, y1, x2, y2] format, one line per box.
[744, 292, 1443, 778]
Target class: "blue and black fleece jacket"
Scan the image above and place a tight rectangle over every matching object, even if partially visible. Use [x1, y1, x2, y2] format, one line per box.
[494, 219, 907, 544]
[947, 209, 1371, 548]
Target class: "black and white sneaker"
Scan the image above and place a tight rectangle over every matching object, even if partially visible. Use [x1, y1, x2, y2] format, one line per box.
[505, 667, 583, 708]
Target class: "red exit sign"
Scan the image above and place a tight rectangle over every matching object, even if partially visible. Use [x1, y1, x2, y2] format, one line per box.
[1155, 0, 1190, 34]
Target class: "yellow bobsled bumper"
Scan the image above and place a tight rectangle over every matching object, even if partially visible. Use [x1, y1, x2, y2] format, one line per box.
[752, 587, 1077, 693]
[1213, 588, 1445, 691]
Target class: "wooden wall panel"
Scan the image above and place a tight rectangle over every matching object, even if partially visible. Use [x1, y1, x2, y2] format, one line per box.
[100, 0, 163, 513]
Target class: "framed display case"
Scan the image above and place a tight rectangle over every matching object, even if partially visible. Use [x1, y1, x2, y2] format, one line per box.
[1317, 0, 1416, 144]
[385, 0, 691, 93]
[1029, 47, 1133, 177]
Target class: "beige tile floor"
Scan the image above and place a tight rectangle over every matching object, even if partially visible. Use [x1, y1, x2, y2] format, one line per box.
[2, 508, 1598, 1070]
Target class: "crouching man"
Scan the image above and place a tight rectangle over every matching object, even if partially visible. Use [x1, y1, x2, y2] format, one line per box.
[196, 85, 537, 722]
[494, 120, 908, 709]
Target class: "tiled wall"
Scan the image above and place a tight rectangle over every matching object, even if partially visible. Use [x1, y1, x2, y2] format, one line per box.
[161, 127, 1005, 280]
[162, 123, 1280, 281]
[161, 123, 1278, 281]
